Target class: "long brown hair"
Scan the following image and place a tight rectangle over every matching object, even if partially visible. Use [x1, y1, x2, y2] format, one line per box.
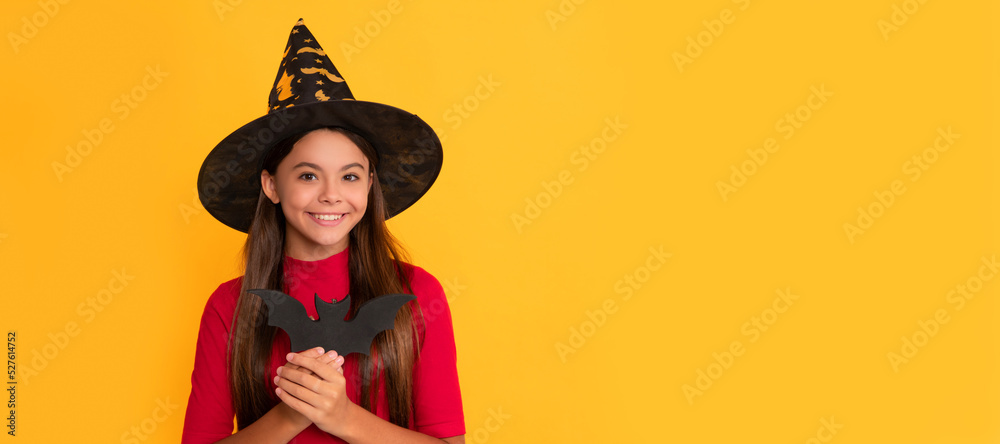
[227, 127, 420, 430]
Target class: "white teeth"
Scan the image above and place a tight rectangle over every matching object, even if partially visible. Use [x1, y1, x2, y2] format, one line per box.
[311, 213, 343, 221]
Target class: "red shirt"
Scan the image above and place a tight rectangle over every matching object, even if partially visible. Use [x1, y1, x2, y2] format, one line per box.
[181, 247, 465, 443]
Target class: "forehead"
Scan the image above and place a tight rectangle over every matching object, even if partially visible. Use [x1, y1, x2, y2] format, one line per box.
[281, 129, 369, 170]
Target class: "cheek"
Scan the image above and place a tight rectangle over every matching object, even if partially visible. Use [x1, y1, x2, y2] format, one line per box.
[276, 183, 309, 211]
[351, 186, 370, 210]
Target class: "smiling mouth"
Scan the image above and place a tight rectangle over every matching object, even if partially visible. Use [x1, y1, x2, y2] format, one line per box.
[309, 213, 344, 221]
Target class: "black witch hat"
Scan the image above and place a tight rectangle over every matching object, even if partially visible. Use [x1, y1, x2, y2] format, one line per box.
[198, 18, 442, 233]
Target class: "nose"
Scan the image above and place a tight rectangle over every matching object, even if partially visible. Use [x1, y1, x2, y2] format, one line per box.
[319, 178, 342, 204]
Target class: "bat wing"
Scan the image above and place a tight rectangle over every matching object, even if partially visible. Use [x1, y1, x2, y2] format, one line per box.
[246, 289, 416, 356]
[247, 289, 317, 352]
[323, 293, 416, 356]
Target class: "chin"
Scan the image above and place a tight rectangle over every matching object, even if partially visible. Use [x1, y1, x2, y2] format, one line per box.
[307, 232, 346, 244]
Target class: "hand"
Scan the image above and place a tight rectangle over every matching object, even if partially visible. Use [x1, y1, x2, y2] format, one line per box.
[274, 347, 345, 431]
[274, 347, 353, 437]
[282, 346, 345, 378]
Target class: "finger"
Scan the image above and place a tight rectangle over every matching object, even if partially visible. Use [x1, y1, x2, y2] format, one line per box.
[286, 347, 325, 365]
[305, 346, 325, 357]
[319, 350, 345, 369]
[318, 352, 345, 374]
[286, 351, 342, 382]
[283, 362, 314, 378]
[275, 383, 317, 418]
[276, 364, 318, 387]
[316, 350, 336, 365]
[282, 347, 324, 376]
[275, 369, 325, 407]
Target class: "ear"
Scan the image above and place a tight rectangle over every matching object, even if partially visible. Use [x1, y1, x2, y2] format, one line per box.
[261, 170, 280, 204]
[368, 172, 374, 191]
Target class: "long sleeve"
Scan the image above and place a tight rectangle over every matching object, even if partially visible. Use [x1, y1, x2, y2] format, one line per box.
[182, 279, 241, 444]
[409, 267, 466, 438]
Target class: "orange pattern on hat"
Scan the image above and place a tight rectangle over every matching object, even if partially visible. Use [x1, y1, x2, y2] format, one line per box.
[275, 69, 296, 101]
[300, 67, 345, 83]
[297, 47, 327, 56]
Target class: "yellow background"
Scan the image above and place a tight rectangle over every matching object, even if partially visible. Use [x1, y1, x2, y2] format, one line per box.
[1, 0, 996, 442]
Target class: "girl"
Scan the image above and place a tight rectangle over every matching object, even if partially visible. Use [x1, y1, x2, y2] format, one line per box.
[182, 19, 464, 444]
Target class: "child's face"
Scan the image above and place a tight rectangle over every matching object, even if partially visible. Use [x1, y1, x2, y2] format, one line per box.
[261, 129, 372, 261]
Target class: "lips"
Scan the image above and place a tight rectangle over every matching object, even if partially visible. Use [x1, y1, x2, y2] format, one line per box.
[309, 213, 344, 221]
[307, 212, 347, 227]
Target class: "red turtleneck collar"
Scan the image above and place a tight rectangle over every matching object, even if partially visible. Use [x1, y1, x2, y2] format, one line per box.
[281, 246, 350, 317]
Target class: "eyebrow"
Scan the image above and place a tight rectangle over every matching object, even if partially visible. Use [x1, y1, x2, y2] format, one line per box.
[292, 161, 365, 172]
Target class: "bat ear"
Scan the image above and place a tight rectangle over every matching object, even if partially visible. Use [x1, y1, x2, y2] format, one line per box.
[316, 293, 351, 320]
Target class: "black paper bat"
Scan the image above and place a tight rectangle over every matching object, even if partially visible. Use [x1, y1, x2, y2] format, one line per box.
[248, 289, 415, 356]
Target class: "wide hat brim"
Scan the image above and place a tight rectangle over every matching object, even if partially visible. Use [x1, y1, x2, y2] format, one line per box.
[198, 99, 442, 233]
